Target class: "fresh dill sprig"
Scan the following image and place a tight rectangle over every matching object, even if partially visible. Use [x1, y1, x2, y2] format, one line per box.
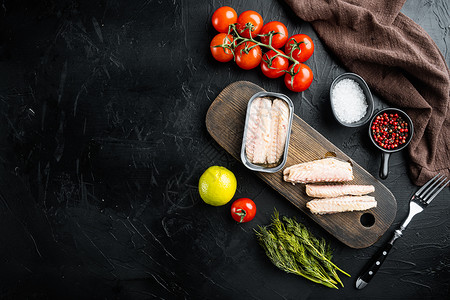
[283, 216, 351, 278]
[254, 209, 350, 289]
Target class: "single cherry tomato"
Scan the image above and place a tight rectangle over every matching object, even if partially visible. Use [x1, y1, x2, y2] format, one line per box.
[259, 21, 288, 49]
[235, 41, 262, 70]
[212, 6, 237, 33]
[210, 33, 234, 62]
[231, 198, 256, 223]
[284, 63, 313, 92]
[285, 34, 315, 62]
[236, 10, 263, 39]
[261, 50, 289, 78]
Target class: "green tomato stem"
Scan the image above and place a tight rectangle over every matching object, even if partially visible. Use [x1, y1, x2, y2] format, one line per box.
[226, 23, 300, 75]
[233, 208, 247, 223]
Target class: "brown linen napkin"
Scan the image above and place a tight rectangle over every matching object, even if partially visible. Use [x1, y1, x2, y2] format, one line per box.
[285, 0, 450, 185]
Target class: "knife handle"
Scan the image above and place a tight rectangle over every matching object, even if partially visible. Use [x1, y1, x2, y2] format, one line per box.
[355, 242, 393, 289]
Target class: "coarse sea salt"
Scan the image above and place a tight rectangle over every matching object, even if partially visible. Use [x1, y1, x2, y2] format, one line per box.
[331, 78, 368, 124]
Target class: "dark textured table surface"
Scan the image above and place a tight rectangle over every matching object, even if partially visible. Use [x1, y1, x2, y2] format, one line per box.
[1, 0, 449, 299]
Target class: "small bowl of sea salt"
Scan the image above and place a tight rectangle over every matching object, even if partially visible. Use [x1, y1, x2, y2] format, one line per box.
[329, 73, 374, 127]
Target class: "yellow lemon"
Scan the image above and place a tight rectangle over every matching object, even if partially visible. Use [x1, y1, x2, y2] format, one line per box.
[198, 166, 237, 206]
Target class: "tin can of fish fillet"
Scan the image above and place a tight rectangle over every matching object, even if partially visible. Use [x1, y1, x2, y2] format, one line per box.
[240, 91, 294, 173]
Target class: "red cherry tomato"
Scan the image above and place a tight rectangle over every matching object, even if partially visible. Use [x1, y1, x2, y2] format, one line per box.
[259, 21, 288, 49]
[235, 41, 262, 70]
[284, 63, 313, 92]
[210, 33, 234, 62]
[236, 10, 263, 39]
[212, 6, 237, 33]
[261, 50, 289, 78]
[285, 34, 314, 62]
[231, 198, 256, 223]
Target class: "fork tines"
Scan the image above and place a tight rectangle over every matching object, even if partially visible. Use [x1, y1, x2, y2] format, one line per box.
[415, 174, 450, 204]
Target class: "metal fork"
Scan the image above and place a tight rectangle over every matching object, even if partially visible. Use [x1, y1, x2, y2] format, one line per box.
[356, 174, 449, 289]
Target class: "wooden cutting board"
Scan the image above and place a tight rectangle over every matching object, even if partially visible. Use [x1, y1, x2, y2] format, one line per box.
[206, 81, 397, 249]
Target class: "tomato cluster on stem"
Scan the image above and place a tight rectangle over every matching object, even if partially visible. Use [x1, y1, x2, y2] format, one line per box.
[210, 6, 314, 92]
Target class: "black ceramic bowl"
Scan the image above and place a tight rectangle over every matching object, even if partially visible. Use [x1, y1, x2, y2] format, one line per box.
[368, 108, 414, 179]
[330, 73, 374, 127]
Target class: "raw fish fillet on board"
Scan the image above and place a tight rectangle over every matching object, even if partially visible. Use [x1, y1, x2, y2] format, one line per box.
[306, 184, 375, 198]
[306, 196, 377, 214]
[283, 157, 354, 184]
[245, 97, 290, 165]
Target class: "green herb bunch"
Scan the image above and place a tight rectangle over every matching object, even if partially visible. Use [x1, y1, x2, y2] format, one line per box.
[255, 210, 350, 289]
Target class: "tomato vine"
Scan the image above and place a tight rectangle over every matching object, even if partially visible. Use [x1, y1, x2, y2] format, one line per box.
[210, 7, 314, 92]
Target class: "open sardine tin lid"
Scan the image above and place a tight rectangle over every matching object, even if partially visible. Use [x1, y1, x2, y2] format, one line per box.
[240, 91, 294, 173]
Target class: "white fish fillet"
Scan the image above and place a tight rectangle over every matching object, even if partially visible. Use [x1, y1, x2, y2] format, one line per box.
[244, 97, 260, 163]
[283, 158, 353, 184]
[267, 99, 290, 164]
[306, 196, 377, 214]
[305, 184, 375, 198]
[245, 97, 272, 164]
[253, 98, 272, 164]
[245, 97, 290, 165]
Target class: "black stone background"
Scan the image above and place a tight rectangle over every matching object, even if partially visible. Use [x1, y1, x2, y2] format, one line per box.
[0, 0, 449, 299]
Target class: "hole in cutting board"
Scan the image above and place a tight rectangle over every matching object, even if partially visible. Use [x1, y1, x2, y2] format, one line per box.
[360, 213, 375, 227]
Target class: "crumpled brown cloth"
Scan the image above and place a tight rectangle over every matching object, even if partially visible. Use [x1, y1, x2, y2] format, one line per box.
[285, 0, 450, 185]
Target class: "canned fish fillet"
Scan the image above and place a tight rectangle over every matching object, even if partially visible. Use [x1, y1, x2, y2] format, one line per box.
[241, 91, 294, 173]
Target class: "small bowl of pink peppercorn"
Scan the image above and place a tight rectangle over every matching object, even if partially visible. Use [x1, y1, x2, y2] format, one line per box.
[368, 107, 414, 179]
[329, 73, 374, 127]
